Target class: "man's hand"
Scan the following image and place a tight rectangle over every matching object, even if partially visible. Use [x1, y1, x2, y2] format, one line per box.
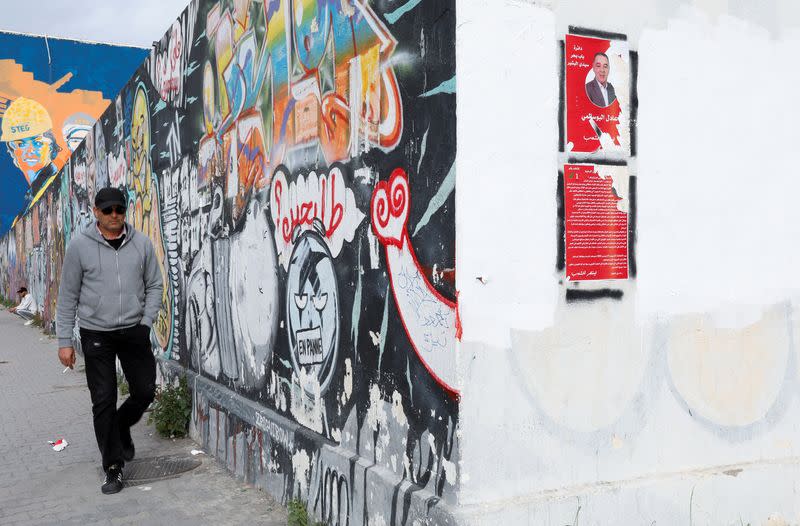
[8, 307, 15, 313]
[58, 347, 76, 369]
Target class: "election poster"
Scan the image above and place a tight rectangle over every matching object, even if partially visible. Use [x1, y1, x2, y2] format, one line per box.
[564, 163, 629, 281]
[565, 33, 630, 154]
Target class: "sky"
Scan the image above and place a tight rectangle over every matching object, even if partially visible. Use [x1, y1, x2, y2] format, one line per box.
[0, 0, 193, 48]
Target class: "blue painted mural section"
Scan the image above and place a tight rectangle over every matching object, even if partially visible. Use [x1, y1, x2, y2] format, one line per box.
[0, 32, 148, 235]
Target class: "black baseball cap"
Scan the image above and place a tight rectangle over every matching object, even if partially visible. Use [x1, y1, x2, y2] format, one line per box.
[94, 187, 127, 209]
[16, 287, 27, 293]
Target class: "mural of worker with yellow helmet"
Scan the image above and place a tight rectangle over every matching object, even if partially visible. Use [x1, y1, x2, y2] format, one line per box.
[1, 97, 62, 210]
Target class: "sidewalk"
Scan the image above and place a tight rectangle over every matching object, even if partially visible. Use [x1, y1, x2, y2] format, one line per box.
[0, 311, 287, 525]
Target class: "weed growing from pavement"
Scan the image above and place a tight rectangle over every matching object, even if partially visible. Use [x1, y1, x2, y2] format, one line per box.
[148, 375, 191, 438]
[31, 313, 44, 328]
[288, 500, 327, 526]
[118, 376, 129, 396]
[0, 295, 15, 308]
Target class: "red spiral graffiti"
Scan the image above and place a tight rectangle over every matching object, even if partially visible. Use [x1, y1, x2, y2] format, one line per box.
[372, 168, 407, 230]
[373, 188, 390, 229]
[370, 168, 409, 248]
[389, 169, 407, 217]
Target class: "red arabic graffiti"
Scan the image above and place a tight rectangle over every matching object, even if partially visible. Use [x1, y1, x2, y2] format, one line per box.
[272, 168, 345, 243]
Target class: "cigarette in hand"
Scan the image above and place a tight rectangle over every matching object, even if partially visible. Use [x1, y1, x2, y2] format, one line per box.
[62, 367, 70, 374]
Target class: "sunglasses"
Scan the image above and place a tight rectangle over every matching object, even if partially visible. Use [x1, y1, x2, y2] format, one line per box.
[100, 205, 127, 215]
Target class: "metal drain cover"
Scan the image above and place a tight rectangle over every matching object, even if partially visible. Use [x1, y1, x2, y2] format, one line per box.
[123, 455, 202, 486]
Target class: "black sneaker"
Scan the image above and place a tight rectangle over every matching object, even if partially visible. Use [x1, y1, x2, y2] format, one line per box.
[101, 464, 123, 494]
[120, 427, 135, 461]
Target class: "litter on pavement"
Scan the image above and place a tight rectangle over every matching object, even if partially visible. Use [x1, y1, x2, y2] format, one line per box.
[48, 439, 68, 452]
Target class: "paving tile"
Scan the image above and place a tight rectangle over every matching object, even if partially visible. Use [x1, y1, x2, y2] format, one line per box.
[0, 312, 287, 525]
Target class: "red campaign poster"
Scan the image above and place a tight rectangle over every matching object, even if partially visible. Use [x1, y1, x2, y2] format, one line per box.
[565, 34, 630, 154]
[564, 164, 628, 281]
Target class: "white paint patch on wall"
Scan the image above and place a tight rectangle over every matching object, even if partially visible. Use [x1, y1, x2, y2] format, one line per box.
[289, 369, 324, 434]
[292, 448, 311, 494]
[549, 0, 678, 43]
[366, 384, 388, 432]
[340, 358, 353, 406]
[456, 0, 559, 349]
[228, 199, 279, 388]
[667, 303, 790, 426]
[456, 1, 800, 520]
[456, 0, 561, 507]
[510, 298, 644, 432]
[547, 0, 800, 42]
[390, 390, 408, 427]
[637, 6, 800, 322]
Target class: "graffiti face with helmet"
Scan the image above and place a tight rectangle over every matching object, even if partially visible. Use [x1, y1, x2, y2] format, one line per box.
[2, 97, 61, 186]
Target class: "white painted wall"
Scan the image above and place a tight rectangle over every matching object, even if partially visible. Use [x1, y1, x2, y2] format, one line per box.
[456, 0, 559, 351]
[456, 1, 800, 523]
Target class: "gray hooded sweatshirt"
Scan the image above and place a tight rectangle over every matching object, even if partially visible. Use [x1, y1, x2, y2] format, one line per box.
[56, 222, 163, 348]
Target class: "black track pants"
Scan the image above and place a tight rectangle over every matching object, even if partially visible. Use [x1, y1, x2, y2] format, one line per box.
[80, 325, 156, 471]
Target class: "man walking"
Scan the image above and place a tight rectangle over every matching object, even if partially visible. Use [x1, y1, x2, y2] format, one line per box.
[56, 187, 163, 495]
[8, 286, 37, 325]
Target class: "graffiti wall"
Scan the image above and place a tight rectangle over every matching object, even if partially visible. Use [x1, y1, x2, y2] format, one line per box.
[0, 32, 149, 236]
[0, 1, 457, 523]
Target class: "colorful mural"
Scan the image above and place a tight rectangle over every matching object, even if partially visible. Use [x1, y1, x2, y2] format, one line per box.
[0, 32, 148, 235]
[0, 1, 457, 523]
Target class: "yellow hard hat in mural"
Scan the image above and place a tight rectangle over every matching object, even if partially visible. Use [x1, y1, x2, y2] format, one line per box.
[1, 97, 53, 142]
